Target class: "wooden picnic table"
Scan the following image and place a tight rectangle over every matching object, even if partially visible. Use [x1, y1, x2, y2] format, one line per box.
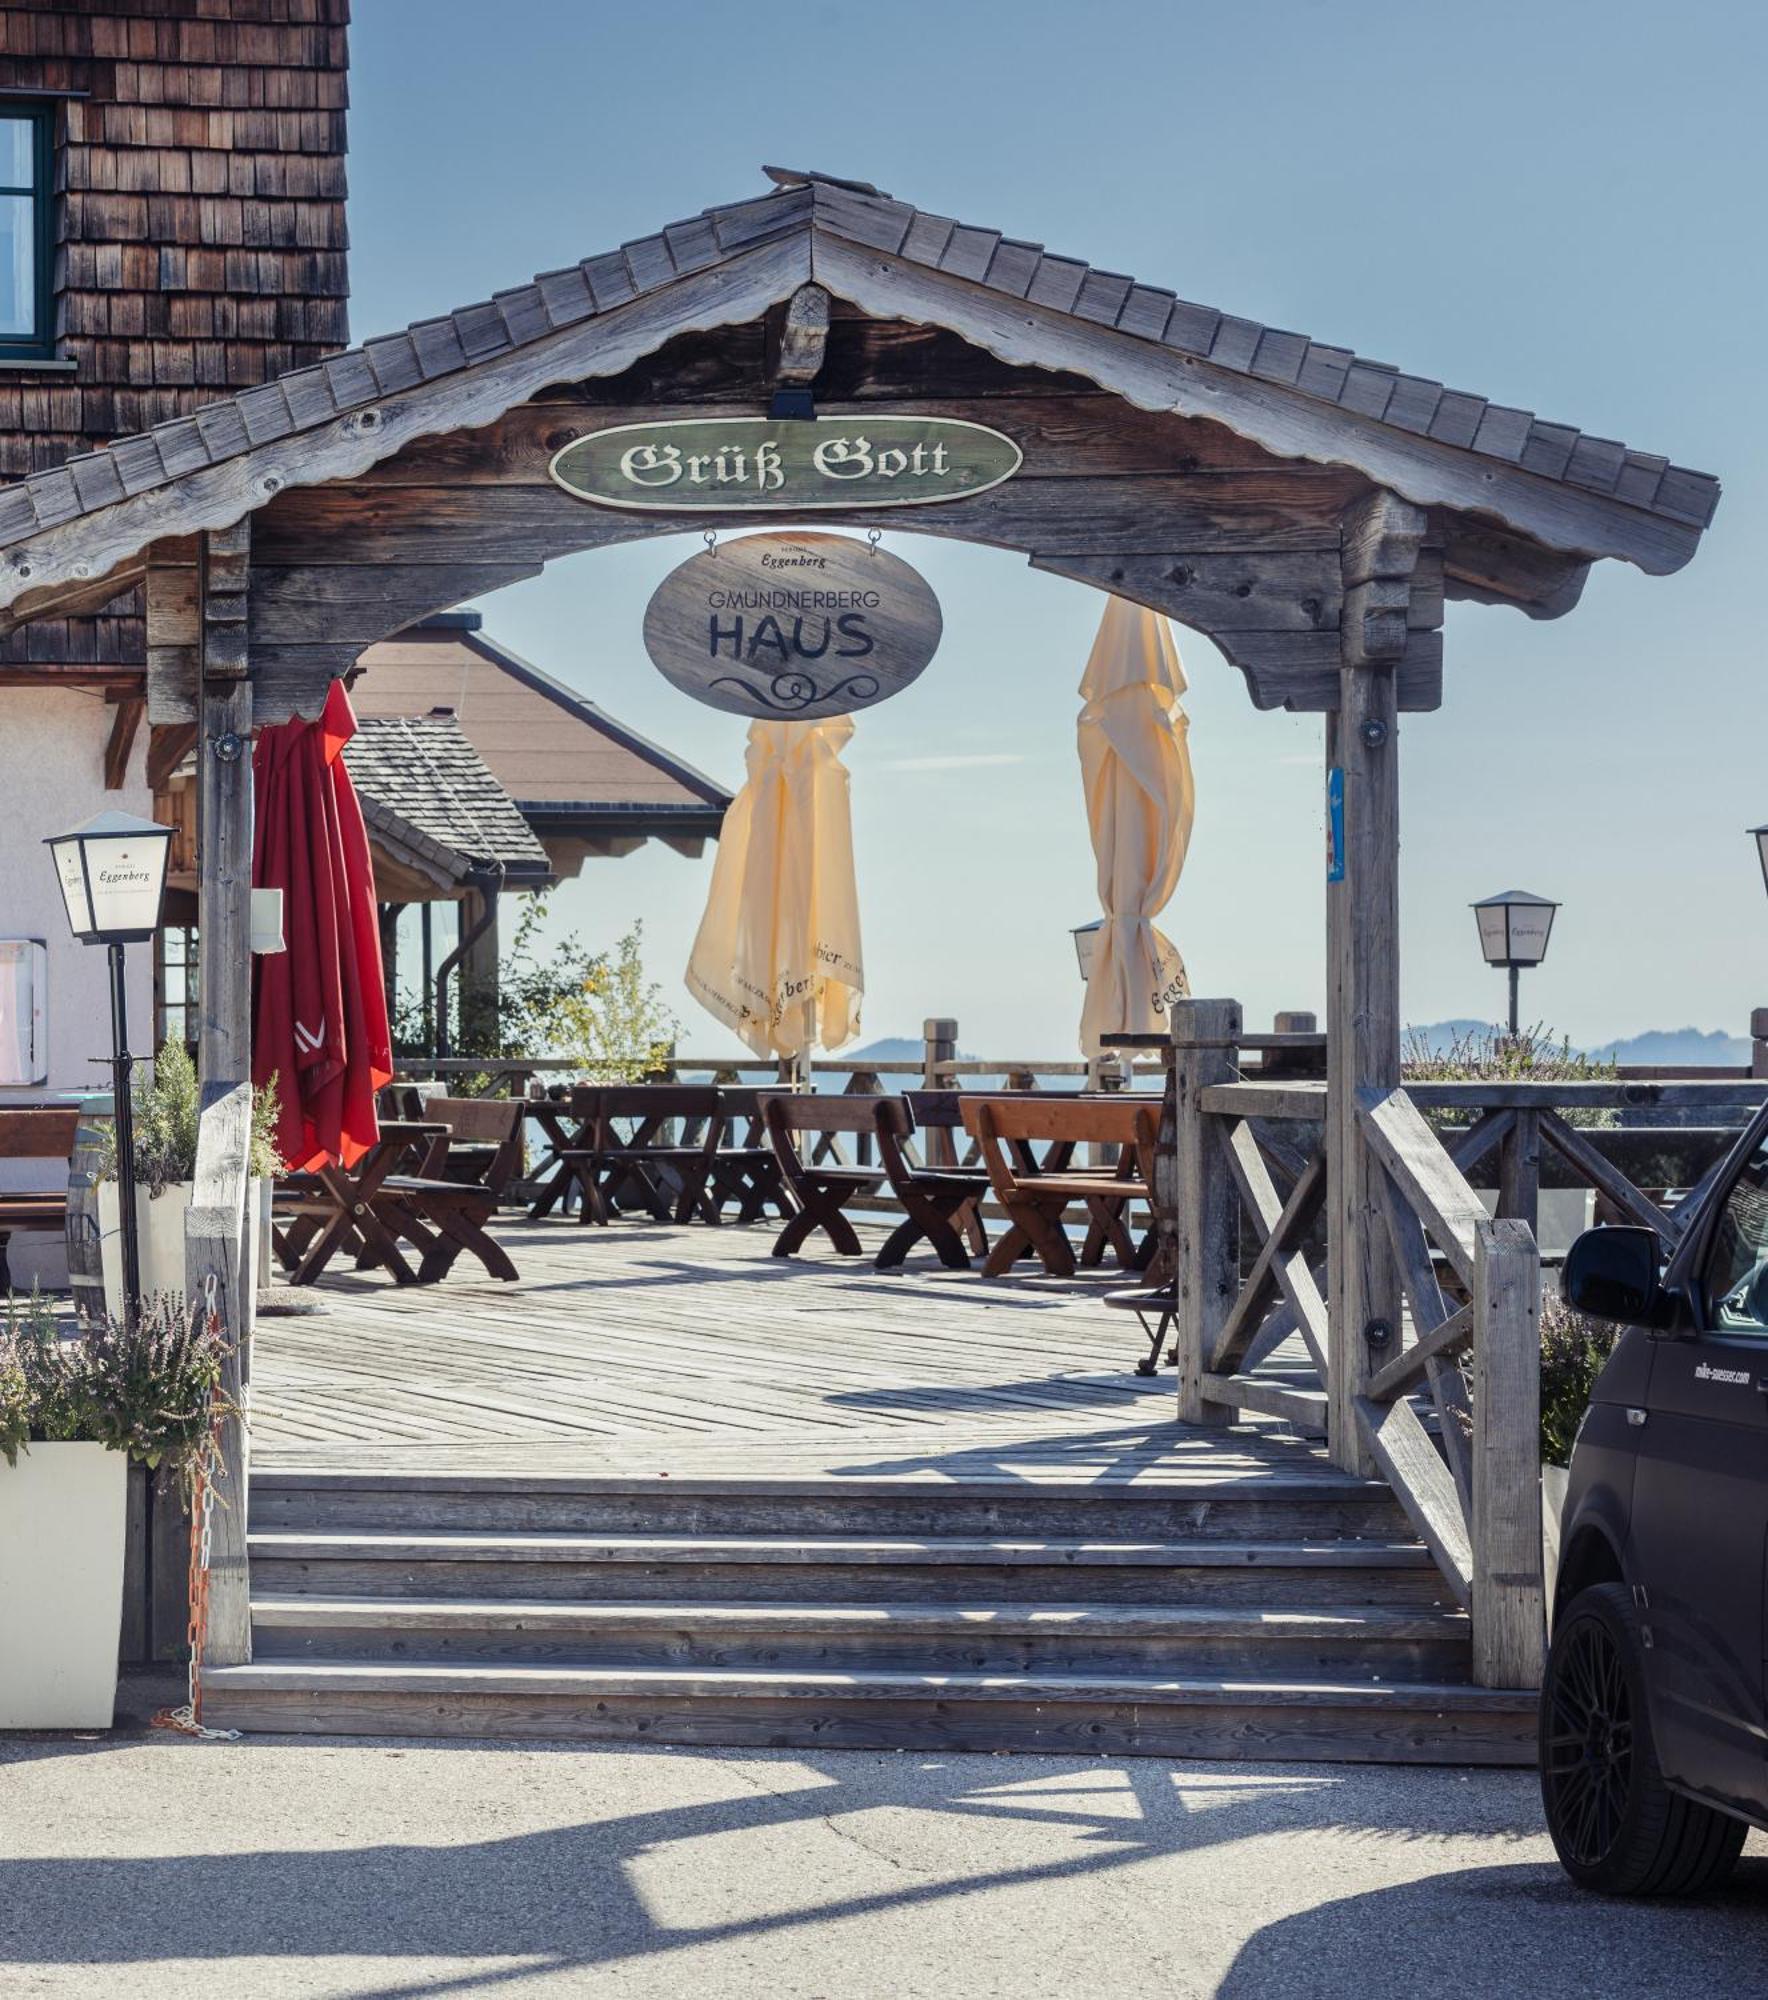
[553, 1085, 724, 1226]
[275, 1118, 449, 1286]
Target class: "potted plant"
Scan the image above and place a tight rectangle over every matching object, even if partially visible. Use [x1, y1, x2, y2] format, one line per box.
[0, 1289, 232, 1728]
[94, 1042, 282, 1318]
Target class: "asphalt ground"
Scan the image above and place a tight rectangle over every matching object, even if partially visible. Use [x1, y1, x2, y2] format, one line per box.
[4, 1670, 1768, 1999]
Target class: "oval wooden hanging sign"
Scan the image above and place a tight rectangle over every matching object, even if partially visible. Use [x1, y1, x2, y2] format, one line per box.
[642, 531, 941, 720]
[551, 414, 1020, 513]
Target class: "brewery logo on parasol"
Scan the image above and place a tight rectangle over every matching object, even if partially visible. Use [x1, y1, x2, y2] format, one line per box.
[642, 531, 942, 720]
[550, 415, 1021, 513]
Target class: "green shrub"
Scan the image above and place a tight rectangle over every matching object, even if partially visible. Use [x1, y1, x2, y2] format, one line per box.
[97, 1040, 282, 1195]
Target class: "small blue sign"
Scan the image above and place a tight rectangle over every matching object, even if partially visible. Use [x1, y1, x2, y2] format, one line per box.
[1327, 766, 1345, 882]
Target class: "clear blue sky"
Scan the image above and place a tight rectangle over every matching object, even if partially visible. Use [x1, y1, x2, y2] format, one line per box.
[347, 0, 1765, 1055]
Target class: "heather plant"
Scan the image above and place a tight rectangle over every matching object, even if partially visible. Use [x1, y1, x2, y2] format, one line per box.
[1538, 1292, 1624, 1466]
[0, 1289, 234, 1499]
[1402, 1024, 1617, 1128]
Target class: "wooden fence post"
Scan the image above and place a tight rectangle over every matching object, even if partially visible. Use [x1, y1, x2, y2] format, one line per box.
[1169, 998, 1242, 1425]
[922, 1016, 958, 1166]
[1327, 489, 1426, 1477]
[187, 521, 256, 1670]
[1497, 1108, 1541, 1236]
[1472, 1216, 1545, 1688]
[1751, 1007, 1768, 1081]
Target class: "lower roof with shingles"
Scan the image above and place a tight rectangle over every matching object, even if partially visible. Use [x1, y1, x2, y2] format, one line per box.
[343, 712, 551, 886]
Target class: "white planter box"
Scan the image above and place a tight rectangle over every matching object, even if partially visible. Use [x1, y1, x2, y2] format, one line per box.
[0, 1441, 127, 1728]
[97, 1176, 266, 1320]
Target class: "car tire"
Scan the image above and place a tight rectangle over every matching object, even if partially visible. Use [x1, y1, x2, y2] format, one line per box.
[1540, 1581, 1746, 1896]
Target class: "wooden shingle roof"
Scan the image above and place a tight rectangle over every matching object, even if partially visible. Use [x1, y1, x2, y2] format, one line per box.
[344, 712, 551, 885]
[0, 170, 1720, 614]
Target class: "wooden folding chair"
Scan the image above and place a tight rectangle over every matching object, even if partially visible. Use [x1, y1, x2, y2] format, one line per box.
[966, 1096, 1159, 1278]
[376, 1097, 523, 1282]
[876, 1094, 990, 1270]
[685, 1086, 788, 1224]
[761, 1093, 888, 1257]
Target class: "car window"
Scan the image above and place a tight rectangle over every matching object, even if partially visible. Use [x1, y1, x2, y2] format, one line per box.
[1704, 1133, 1768, 1333]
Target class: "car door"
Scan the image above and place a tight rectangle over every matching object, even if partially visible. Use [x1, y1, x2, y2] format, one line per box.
[1626, 1119, 1768, 1818]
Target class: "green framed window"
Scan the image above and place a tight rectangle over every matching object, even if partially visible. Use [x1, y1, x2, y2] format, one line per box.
[0, 104, 54, 361]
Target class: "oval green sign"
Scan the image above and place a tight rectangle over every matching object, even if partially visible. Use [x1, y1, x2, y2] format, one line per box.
[549, 414, 1021, 513]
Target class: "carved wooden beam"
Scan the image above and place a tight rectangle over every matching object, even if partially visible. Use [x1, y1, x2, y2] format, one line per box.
[200, 519, 251, 680]
[1341, 488, 1429, 668]
[146, 721, 198, 791]
[103, 692, 144, 789]
[769, 282, 830, 417]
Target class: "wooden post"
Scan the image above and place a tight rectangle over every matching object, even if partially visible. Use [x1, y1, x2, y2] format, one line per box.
[1497, 1108, 1542, 1236]
[1326, 490, 1424, 1476]
[460, 884, 500, 1050]
[1752, 1007, 1768, 1081]
[1169, 998, 1241, 1426]
[1472, 1217, 1545, 1688]
[187, 519, 256, 1671]
[379, 902, 403, 1029]
[922, 1016, 958, 1166]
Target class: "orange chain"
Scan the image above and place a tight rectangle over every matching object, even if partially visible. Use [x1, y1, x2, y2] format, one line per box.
[151, 1285, 239, 1739]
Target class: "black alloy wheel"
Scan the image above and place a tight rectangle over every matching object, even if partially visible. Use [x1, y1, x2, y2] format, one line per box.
[1540, 1582, 1745, 1896]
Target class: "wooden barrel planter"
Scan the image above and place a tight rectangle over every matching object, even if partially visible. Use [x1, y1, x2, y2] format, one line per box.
[63, 1095, 111, 1327]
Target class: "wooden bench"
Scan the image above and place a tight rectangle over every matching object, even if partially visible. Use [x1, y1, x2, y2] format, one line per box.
[0, 1107, 81, 1294]
[761, 1093, 888, 1258]
[964, 1095, 1159, 1278]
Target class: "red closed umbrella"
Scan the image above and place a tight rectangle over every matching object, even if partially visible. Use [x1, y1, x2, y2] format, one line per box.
[252, 680, 392, 1172]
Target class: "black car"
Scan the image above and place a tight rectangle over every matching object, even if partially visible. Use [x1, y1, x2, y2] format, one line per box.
[1543, 1100, 1768, 1894]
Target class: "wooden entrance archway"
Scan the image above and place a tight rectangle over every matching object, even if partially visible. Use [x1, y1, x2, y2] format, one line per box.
[0, 169, 1719, 1673]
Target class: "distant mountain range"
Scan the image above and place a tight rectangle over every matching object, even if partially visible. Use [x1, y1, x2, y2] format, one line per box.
[851, 1026, 1753, 1067]
[1403, 1021, 1751, 1067]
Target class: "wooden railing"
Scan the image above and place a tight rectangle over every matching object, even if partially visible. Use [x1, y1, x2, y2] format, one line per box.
[1163, 997, 1766, 1688]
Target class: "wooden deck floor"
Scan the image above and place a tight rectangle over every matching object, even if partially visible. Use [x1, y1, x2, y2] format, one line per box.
[253, 1216, 1339, 1490]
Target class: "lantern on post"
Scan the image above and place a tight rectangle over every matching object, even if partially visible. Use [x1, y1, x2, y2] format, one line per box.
[1472, 889, 1559, 1037]
[42, 810, 174, 1328]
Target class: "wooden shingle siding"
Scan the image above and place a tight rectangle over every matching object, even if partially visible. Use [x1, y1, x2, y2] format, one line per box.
[0, 0, 348, 667]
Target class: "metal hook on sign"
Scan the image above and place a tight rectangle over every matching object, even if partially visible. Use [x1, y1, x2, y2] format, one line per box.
[866, 529, 882, 556]
[703, 530, 719, 556]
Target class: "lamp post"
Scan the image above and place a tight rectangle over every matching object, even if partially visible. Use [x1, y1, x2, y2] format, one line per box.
[1472, 889, 1559, 1037]
[43, 810, 174, 1328]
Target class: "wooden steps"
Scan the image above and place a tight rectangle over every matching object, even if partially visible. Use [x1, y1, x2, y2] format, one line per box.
[249, 1529, 1449, 1606]
[200, 1659, 1534, 1763]
[201, 1467, 1538, 1763]
[249, 1595, 1474, 1678]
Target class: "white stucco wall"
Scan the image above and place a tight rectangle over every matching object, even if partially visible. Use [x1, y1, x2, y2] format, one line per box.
[0, 688, 153, 1291]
